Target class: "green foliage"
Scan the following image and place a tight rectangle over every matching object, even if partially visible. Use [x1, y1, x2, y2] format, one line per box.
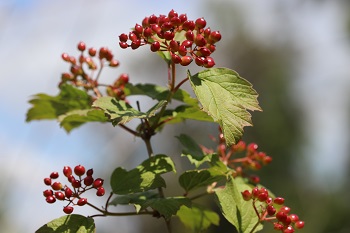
[177, 204, 220, 232]
[110, 154, 176, 194]
[189, 68, 261, 145]
[92, 96, 166, 126]
[215, 177, 263, 233]
[35, 214, 95, 233]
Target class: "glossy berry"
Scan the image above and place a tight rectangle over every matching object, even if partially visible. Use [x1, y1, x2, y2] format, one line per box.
[150, 41, 161, 52]
[119, 73, 129, 84]
[77, 198, 87, 206]
[86, 169, 93, 176]
[43, 189, 53, 197]
[74, 165, 85, 176]
[63, 206, 74, 214]
[65, 187, 73, 198]
[96, 187, 105, 196]
[55, 191, 65, 200]
[93, 178, 104, 188]
[51, 182, 62, 191]
[294, 221, 305, 229]
[276, 211, 288, 222]
[77, 41, 86, 51]
[280, 206, 291, 214]
[88, 47, 97, 56]
[44, 178, 52, 186]
[84, 176, 94, 186]
[274, 197, 285, 205]
[72, 179, 81, 188]
[180, 56, 192, 66]
[274, 223, 284, 230]
[289, 214, 299, 223]
[267, 205, 276, 215]
[63, 166, 72, 177]
[283, 225, 295, 233]
[46, 196, 56, 204]
[195, 17, 206, 29]
[50, 171, 59, 179]
[241, 190, 252, 201]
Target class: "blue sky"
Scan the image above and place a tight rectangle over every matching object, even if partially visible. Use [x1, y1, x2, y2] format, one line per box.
[1, 0, 350, 232]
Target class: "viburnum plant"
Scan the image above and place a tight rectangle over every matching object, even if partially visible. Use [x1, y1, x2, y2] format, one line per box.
[27, 10, 304, 233]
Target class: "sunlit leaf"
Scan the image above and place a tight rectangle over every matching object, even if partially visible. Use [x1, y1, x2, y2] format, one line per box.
[189, 68, 261, 145]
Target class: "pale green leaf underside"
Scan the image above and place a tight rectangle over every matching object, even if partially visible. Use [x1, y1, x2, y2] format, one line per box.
[35, 214, 95, 233]
[189, 67, 261, 145]
[177, 204, 220, 232]
[92, 96, 166, 125]
[215, 177, 263, 233]
[141, 197, 191, 219]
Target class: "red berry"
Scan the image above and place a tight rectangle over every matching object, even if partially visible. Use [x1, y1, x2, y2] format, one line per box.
[65, 187, 73, 198]
[274, 197, 285, 205]
[198, 47, 211, 57]
[143, 27, 153, 37]
[195, 56, 205, 66]
[134, 24, 143, 35]
[252, 187, 259, 198]
[274, 223, 284, 230]
[280, 206, 291, 214]
[283, 225, 295, 233]
[257, 192, 268, 202]
[119, 73, 129, 84]
[181, 40, 193, 48]
[294, 221, 304, 229]
[55, 191, 65, 200]
[171, 53, 181, 64]
[276, 211, 288, 222]
[170, 17, 181, 27]
[148, 14, 158, 24]
[44, 178, 52, 186]
[204, 27, 211, 38]
[142, 17, 149, 27]
[241, 190, 252, 201]
[150, 41, 161, 52]
[169, 40, 179, 52]
[50, 172, 59, 179]
[61, 53, 70, 61]
[74, 165, 85, 176]
[182, 20, 195, 31]
[180, 56, 193, 66]
[86, 169, 93, 176]
[67, 175, 75, 183]
[77, 41, 86, 51]
[77, 198, 87, 206]
[51, 182, 62, 191]
[63, 206, 74, 214]
[247, 143, 258, 152]
[131, 40, 141, 50]
[267, 205, 276, 215]
[195, 34, 207, 47]
[195, 17, 207, 29]
[43, 189, 53, 197]
[289, 214, 299, 223]
[96, 187, 105, 196]
[163, 31, 174, 40]
[204, 56, 215, 68]
[88, 47, 96, 56]
[84, 176, 94, 186]
[249, 175, 260, 184]
[168, 9, 178, 19]
[185, 30, 194, 41]
[209, 31, 222, 43]
[93, 178, 104, 188]
[72, 180, 81, 188]
[119, 42, 128, 49]
[179, 14, 187, 23]
[263, 156, 272, 164]
[63, 166, 72, 177]
[46, 196, 56, 204]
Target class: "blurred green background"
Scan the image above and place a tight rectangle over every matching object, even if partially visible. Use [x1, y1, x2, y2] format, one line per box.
[1, 0, 350, 232]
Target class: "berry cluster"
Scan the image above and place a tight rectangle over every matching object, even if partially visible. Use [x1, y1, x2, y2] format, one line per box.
[241, 187, 305, 233]
[60, 41, 129, 100]
[43, 165, 105, 214]
[202, 129, 272, 184]
[118, 9, 221, 68]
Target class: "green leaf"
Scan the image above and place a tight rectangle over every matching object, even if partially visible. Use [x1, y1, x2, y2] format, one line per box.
[176, 134, 211, 168]
[179, 167, 226, 192]
[177, 204, 220, 232]
[35, 214, 95, 233]
[124, 83, 198, 105]
[27, 84, 92, 122]
[110, 154, 176, 194]
[141, 197, 191, 220]
[189, 68, 261, 145]
[171, 105, 214, 122]
[58, 109, 107, 132]
[92, 96, 166, 125]
[109, 191, 158, 206]
[215, 177, 263, 233]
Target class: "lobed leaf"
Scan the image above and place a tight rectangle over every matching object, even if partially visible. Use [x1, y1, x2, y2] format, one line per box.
[177, 204, 220, 232]
[92, 96, 166, 125]
[26, 84, 92, 122]
[35, 214, 95, 233]
[215, 177, 263, 233]
[110, 154, 176, 194]
[179, 168, 226, 193]
[189, 68, 261, 145]
[58, 109, 107, 132]
[176, 134, 211, 168]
